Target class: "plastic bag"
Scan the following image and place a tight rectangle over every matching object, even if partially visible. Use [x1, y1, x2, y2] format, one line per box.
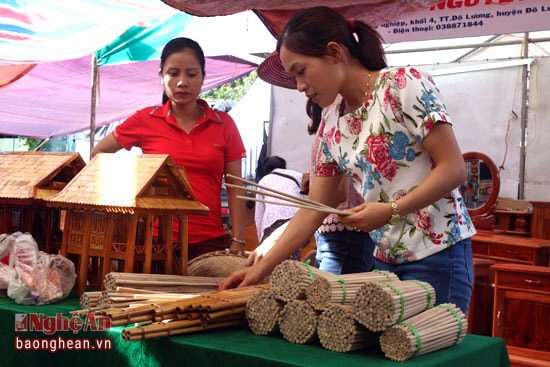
[32, 252, 76, 305]
[0, 262, 16, 289]
[0, 231, 22, 263]
[2, 232, 76, 305]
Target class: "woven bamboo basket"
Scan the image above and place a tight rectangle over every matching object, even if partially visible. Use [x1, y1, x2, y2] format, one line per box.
[187, 250, 248, 278]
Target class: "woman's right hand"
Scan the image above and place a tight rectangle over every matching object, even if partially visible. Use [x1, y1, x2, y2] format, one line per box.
[218, 262, 269, 290]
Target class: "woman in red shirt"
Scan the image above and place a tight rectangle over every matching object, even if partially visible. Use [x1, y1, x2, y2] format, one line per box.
[92, 37, 247, 259]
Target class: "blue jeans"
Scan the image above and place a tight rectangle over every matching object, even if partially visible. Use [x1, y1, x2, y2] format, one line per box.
[374, 238, 474, 314]
[315, 230, 375, 275]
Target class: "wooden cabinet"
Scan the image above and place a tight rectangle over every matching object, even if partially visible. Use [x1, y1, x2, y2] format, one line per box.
[494, 210, 532, 236]
[467, 258, 495, 336]
[472, 231, 550, 266]
[531, 201, 550, 240]
[492, 263, 550, 366]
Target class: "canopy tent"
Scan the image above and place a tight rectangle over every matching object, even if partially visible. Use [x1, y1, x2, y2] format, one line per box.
[0, 55, 257, 138]
[0, 1, 266, 139]
[2, 0, 462, 140]
[1, 0, 549, 144]
[163, 0, 549, 41]
[162, 0, 440, 36]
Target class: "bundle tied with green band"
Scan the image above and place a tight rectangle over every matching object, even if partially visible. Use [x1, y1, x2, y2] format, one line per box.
[245, 289, 285, 336]
[351, 279, 436, 332]
[306, 270, 399, 311]
[245, 260, 466, 360]
[317, 304, 381, 353]
[269, 259, 328, 302]
[379, 303, 467, 361]
[278, 299, 321, 344]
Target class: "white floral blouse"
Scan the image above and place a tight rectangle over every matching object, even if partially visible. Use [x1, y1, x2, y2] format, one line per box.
[315, 66, 476, 264]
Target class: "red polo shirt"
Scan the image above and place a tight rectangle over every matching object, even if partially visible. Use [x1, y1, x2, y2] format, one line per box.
[113, 99, 246, 244]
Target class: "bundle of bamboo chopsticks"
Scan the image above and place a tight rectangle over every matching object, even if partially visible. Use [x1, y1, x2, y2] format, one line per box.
[306, 270, 399, 311]
[225, 174, 352, 216]
[246, 260, 394, 351]
[379, 303, 467, 361]
[74, 272, 224, 316]
[245, 260, 468, 358]
[317, 304, 381, 353]
[103, 272, 224, 293]
[351, 279, 436, 332]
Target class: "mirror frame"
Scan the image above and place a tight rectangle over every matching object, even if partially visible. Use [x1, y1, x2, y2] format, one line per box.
[462, 151, 500, 230]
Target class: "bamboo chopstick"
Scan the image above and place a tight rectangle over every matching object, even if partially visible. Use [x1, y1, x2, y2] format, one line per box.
[226, 174, 334, 208]
[226, 181, 328, 209]
[237, 196, 352, 216]
[225, 174, 352, 216]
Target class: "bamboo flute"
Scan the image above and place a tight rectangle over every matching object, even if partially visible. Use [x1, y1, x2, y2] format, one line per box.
[110, 313, 169, 327]
[278, 299, 320, 345]
[195, 286, 268, 311]
[79, 291, 102, 310]
[245, 289, 285, 336]
[102, 284, 269, 328]
[306, 270, 399, 310]
[317, 304, 381, 353]
[123, 319, 247, 341]
[379, 303, 467, 361]
[351, 280, 436, 332]
[104, 301, 181, 323]
[205, 306, 247, 321]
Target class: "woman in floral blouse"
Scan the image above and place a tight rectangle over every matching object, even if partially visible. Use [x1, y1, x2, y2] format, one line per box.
[221, 6, 475, 314]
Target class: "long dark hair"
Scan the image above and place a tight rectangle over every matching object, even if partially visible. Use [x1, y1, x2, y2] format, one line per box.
[160, 37, 206, 104]
[306, 97, 323, 135]
[277, 6, 387, 71]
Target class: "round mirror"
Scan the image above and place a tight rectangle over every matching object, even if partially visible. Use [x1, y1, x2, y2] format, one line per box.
[461, 152, 500, 227]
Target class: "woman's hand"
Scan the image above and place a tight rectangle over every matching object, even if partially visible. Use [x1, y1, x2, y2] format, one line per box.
[338, 202, 393, 232]
[245, 222, 289, 266]
[245, 249, 264, 266]
[218, 262, 269, 290]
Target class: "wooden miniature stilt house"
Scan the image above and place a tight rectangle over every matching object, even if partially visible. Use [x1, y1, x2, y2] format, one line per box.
[46, 153, 209, 295]
[0, 152, 85, 253]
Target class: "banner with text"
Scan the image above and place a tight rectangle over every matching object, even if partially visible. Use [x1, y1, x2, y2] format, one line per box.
[377, 0, 549, 43]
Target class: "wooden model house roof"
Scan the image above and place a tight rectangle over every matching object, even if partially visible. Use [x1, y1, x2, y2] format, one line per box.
[0, 151, 85, 200]
[46, 153, 209, 215]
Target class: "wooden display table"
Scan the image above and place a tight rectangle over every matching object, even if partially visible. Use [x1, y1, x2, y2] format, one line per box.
[472, 231, 550, 266]
[0, 297, 511, 367]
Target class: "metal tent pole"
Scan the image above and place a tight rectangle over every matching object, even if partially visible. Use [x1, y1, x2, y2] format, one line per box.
[89, 52, 98, 159]
[518, 33, 530, 200]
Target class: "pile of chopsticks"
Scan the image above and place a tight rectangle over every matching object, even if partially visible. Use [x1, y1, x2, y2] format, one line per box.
[245, 260, 468, 360]
[74, 273, 224, 316]
[225, 174, 351, 216]
[103, 272, 223, 293]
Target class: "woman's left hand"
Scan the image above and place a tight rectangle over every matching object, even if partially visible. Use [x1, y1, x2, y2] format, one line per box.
[245, 221, 288, 266]
[338, 202, 392, 232]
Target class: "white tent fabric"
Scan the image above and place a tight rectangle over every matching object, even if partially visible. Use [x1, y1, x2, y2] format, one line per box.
[228, 78, 272, 178]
